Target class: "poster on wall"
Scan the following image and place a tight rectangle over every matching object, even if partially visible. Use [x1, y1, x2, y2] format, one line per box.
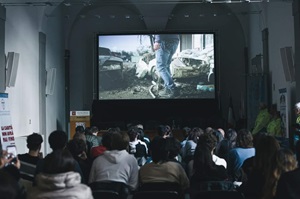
[0, 93, 15, 150]
[70, 111, 90, 139]
[279, 88, 288, 138]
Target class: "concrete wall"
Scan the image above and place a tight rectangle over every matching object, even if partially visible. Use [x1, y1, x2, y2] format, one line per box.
[3, 5, 65, 154]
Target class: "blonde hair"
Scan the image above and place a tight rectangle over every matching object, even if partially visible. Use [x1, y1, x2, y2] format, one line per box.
[263, 148, 297, 199]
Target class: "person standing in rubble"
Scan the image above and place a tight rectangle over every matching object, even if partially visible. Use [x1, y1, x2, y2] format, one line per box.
[153, 34, 180, 98]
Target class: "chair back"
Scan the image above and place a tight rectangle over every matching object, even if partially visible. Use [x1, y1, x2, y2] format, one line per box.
[190, 190, 245, 199]
[92, 190, 119, 199]
[89, 181, 129, 199]
[133, 190, 179, 199]
[133, 182, 181, 199]
[196, 181, 234, 191]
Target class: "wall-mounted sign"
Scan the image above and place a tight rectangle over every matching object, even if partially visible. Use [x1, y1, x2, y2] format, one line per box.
[69, 111, 90, 139]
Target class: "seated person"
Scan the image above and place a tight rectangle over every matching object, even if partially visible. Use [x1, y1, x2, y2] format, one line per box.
[0, 142, 26, 199]
[188, 133, 227, 179]
[67, 139, 92, 183]
[181, 127, 204, 164]
[88, 128, 139, 191]
[35, 130, 85, 184]
[139, 137, 189, 193]
[190, 145, 229, 195]
[227, 129, 255, 181]
[18, 133, 43, 181]
[27, 149, 93, 199]
[274, 135, 300, 199]
[128, 127, 148, 166]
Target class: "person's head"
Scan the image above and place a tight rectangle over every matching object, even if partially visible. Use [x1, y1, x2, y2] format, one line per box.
[188, 127, 204, 143]
[73, 131, 86, 143]
[295, 102, 300, 115]
[269, 103, 276, 113]
[67, 139, 86, 158]
[225, 128, 237, 148]
[0, 169, 19, 199]
[102, 128, 129, 151]
[182, 126, 191, 139]
[211, 129, 224, 144]
[48, 130, 68, 151]
[157, 125, 169, 138]
[254, 135, 280, 172]
[75, 125, 85, 134]
[42, 149, 75, 174]
[27, 133, 43, 151]
[261, 144, 295, 199]
[90, 126, 99, 136]
[149, 137, 168, 163]
[259, 102, 268, 110]
[127, 127, 139, 142]
[193, 144, 215, 173]
[217, 128, 225, 138]
[236, 129, 253, 148]
[84, 127, 92, 135]
[253, 131, 267, 148]
[165, 137, 181, 160]
[197, 133, 217, 152]
[276, 148, 297, 173]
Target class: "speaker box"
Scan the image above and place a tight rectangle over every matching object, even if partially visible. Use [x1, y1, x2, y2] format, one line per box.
[280, 47, 295, 82]
[46, 68, 56, 95]
[6, 52, 20, 87]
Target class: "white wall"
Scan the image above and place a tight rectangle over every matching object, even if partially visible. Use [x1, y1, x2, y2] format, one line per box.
[247, 2, 294, 129]
[4, 5, 65, 154]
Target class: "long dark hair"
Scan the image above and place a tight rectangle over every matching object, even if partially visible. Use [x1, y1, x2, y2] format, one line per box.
[193, 133, 218, 174]
[43, 149, 75, 174]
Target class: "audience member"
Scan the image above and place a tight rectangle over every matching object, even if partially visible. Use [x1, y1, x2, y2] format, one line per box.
[238, 135, 280, 199]
[89, 128, 139, 191]
[216, 128, 237, 161]
[18, 133, 43, 165]
[188, 133, 227, 179]
[165, 136, 182, 163]
[27, 149, 93, 199]
[189, 133, 230, 198]
[181, 127, 204, 164]
[35, 130, 85, 184]
[18, 133, 43, 182]
[227, 129, 255, 181]
[181, 126, 191, 148]
[128, 127, 148, 166]
[0, 142, 26, 199]
[85, 126, 99, 152]
[240, 132, 267, 181]
[67, 139, 92, 183]
[139, 137, 189, 192]
[275, 148, 300, 199]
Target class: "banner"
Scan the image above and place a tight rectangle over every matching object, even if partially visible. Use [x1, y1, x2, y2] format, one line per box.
[70, 111, 90, 139]
[279, 88, 288, 138]
[0, 93, 15, 150]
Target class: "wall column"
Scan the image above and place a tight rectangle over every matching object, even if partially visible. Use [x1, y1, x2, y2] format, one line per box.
[0, 6, 5, 93]
[293, 0, 300, 102]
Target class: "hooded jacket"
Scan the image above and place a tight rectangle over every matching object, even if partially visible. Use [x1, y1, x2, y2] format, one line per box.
[88, 149, 139, 191]
[27, 171, 93, 199]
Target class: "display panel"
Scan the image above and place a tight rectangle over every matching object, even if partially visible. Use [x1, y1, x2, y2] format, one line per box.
[97, 33, 215, 100]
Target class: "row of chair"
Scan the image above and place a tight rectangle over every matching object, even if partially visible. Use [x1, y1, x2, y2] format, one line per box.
[89, 181, 246, 199]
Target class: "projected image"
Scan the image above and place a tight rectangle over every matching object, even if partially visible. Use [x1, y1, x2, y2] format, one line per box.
[98, 33, 215, 100]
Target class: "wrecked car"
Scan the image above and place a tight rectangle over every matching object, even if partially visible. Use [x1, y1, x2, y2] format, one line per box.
[135, 46, 214, 83]
[99, 47, 124, 90]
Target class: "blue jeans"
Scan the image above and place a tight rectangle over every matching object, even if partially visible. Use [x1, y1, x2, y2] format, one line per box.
[155, 39, 179, 90]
